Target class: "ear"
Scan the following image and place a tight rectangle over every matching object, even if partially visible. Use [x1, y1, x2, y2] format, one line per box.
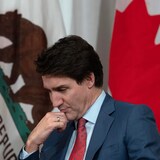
[85, 72, 95, 89]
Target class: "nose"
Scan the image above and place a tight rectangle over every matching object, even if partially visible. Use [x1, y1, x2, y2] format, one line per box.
[49, 92, 63, 108]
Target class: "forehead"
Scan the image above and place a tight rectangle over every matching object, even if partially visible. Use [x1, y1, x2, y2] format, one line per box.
[42, 75, 77, 88]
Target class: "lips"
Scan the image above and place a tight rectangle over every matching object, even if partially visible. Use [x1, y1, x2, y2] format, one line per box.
[59, 107, 68, 113]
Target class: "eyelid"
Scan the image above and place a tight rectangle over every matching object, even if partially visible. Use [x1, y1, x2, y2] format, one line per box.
[45, 85, 69, 93]
[56, 87, 67, 91]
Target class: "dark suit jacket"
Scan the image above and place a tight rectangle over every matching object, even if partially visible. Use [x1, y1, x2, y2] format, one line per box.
[19, 93, 160, 160]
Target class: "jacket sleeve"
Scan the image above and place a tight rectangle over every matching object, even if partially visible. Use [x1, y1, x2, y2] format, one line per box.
[18, 148, 40, 160]
[126, 105, 160, 159]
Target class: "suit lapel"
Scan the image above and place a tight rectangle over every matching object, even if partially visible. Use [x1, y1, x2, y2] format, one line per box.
[85, 94, 115, 160]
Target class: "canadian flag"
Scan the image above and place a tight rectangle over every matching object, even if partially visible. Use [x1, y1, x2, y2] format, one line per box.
[109, 0, 160, 131]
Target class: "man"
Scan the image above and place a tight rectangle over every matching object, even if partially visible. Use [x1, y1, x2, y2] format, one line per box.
[19, 35, 160, 160]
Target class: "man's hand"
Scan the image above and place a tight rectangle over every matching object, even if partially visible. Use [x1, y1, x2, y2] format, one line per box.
[25, 112, 68, 153]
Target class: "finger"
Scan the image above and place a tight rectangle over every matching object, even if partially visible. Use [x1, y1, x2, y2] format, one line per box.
[53, 112, 68, 122]
[56, 121, 67, 131]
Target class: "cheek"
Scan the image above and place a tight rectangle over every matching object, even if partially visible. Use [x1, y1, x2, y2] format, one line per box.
[70, 93, 86, 109]
[65, 86, 87, 108]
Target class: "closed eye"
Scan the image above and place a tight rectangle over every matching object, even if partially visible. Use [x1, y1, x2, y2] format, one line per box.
[44, 85, 69, 93]
[55, 87, 68, 92]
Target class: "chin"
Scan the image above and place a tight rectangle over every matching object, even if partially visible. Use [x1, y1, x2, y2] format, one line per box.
[66, 113, 77, 121]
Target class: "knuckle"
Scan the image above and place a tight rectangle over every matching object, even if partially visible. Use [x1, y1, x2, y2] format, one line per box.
[60, 121, 65, 127]
[45, 112, 51, 118]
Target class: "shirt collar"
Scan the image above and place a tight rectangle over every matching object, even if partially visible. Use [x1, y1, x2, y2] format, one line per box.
[83, 90, 106, 124]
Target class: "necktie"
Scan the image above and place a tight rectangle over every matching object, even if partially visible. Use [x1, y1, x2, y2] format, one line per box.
[69, 118, 87, 160]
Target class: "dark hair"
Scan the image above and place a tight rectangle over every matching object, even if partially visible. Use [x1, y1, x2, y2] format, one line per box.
[35, 35, 103, 87]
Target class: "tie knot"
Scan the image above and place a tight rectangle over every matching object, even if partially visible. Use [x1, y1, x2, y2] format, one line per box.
[78, 118, 86, 129]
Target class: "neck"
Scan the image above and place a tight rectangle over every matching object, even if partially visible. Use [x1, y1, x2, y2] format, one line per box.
[80, 87, 103, 118]
[89, 87, 103, 107]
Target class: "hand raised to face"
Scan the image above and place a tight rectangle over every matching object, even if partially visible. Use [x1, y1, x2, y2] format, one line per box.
[25, 112, 68, 153]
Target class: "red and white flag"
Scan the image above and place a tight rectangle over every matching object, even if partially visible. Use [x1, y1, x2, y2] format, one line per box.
[109, 0, 160, 130]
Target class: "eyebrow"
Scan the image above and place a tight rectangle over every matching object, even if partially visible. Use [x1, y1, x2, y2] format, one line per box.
[50, 85, 69, 91]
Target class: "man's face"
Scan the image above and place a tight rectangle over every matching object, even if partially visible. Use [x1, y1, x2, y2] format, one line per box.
[42, 75, 94, 121]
